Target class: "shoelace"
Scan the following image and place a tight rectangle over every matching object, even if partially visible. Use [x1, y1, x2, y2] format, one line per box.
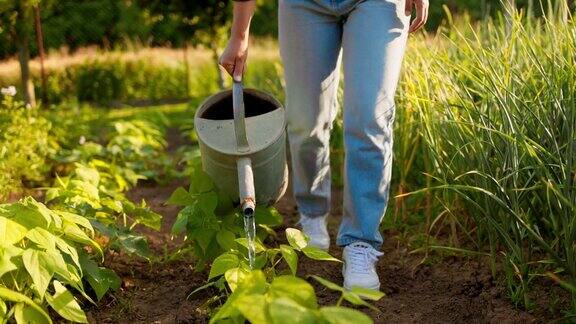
[347, 243, 384, 274]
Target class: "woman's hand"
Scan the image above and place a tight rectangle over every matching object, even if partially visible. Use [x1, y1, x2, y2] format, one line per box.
[219, 35, 249, 82]
[219, 1, 256, 82]
[405, 0, 429, 33]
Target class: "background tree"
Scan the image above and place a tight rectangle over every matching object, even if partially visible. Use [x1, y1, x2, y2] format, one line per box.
[0, 0, 41, 107]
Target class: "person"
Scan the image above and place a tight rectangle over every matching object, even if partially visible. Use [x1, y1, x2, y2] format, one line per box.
[219, 0, 428, 290]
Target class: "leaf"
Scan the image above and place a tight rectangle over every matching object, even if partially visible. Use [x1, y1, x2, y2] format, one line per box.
[198, 192, 218, 217]
[190, 170, 214, 194]
[171, 208, 190, 234]
[166, 187, 196, 206]
[268, 297, 318, 324]
[22, 250, 54, 299]
[14, 303, 51, 324]
[279, 244, 298, 275]
[302, 247, 340, 262]
[0, 246, 21, 277]
[116, 233, 151, 259]
[320, 306, 373, 324]
[342, 291, 378, 311]
[216, 230, 237, 251]
[46, 281, 88, 323]
[210, 270, 267, 323]
[254, 207, 283, 227]
[192, 229, 217, 253]
[234, 294, 269, 324]
[56, 211, 94, 237]
[224, 267, 248, 292]
[0, 217, 27, 246]
[0, 287, 52, 324]
[80, 254, 121, 301]
[269, 276, 317, 309]
[310, 275, 344, 292]
[285, 228, 308, 250]
[74, 164, 100, 186]
[235, 238, 266, 254]
[129, 202, 162, 230]
[349, 287, 385, 301]
[209, 253, 240, 280]
[26, 228, 56, 251]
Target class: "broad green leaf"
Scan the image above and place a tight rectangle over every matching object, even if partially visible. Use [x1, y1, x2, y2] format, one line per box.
[80, 254, 120, 301]
[209, 270, 267, 324]
[254, 207, 283, 227]
[349, 287, 385, 301]
[171, 205, 192, 234]
[198, 192, 218, 217]
[53, 236, 81, 273]
[269, 276, 317, 309]
[209, 253, 240, 280]
[46, 281, 88, 323]
[216, 230, 237, 251]
[190, 170, 214, 194]
[26, 228, 56, 251]
[56, 211, 94, 237]
[224, 267, 248, 292]
[74, 164, 100, 186]
[342, 291, 377, 311]
[0, 287, 52, 324]
[166, 187, 196, 206]
[279, 244, 298, 275]
[0, 217, 27, 246]
[235, 238, 266, 254]
[285, 228, 308, 250]
[7, 198, 52, 229]
[310, 275, 344, 292]
[192, 229, 217, 252]
[61, 221, 103, 258]
[116, 233, 151, 259]
[302, 247, 340, 262]
[268, 297, 318, 324]
[70, 179, 100, 202]
[22, 250, 54, 299]
[129, 203, 162, 230]
[14, 303, 51, 324]
[0, 246, 23, 277]
[320, 306, 373, 324]
[234, 294, 269, 324]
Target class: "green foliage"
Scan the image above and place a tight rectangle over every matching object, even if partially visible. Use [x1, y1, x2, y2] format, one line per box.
[0, 196, 120, 323]
[0, 95, 55, 200]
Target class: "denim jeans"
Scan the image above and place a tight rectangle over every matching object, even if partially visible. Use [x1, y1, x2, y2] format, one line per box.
[279, 0, 410, 249]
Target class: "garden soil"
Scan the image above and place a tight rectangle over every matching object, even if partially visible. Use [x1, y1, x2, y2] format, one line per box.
[89, 130, 561, 324]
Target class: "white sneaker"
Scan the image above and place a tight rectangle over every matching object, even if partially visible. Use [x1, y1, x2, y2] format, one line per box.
[299, 213, 330, 251]
[342, 242, 384, 290]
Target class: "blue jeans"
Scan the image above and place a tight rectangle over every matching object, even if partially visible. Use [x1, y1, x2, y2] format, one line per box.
[279, 0, 410, 249]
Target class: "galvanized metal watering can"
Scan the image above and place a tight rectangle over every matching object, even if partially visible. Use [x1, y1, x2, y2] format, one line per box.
[194, 81, 289, 216]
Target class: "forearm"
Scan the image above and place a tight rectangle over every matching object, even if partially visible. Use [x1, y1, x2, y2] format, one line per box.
[231, 1, 256, 39]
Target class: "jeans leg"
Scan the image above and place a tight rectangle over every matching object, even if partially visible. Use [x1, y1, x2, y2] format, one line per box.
[279, 0, 342, 217]
[337, 0, 410, 248]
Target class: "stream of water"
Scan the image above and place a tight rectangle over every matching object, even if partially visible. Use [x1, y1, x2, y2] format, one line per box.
[243, 214, 256, 269]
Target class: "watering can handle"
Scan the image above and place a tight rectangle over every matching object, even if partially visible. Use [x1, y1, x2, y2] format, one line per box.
[232, 81, 250, 153]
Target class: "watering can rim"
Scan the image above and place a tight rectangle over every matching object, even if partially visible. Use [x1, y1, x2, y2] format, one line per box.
[194, 87, 286, 157]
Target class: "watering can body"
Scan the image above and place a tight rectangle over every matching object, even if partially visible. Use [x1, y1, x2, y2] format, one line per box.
[194, 85, 289, 208]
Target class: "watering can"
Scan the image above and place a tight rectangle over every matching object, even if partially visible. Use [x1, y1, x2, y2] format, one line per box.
[194, 81, 289, 216]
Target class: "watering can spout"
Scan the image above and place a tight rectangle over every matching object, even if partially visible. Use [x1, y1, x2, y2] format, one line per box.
[233, 81, 256, 217]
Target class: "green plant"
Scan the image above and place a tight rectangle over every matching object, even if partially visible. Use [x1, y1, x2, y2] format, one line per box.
[0, 197, 120, 323]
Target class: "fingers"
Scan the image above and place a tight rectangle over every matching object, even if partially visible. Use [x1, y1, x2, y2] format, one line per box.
[409, 0, 429, 33]
[405, 0, 413, 16]
[218, 56, 235, 78]
[233, 55, 246, 82]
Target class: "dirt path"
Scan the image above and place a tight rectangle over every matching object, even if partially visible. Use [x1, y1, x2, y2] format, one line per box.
[90, 129, 546, 324]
